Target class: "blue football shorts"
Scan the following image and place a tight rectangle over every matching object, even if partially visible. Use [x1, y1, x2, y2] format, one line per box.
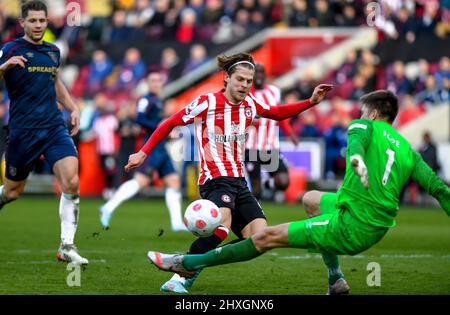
[5, 124, 78, 181]
[136, 143, 176, 179]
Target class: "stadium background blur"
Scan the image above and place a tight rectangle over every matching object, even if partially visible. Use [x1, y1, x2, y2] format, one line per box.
[0, 0, 449, 204]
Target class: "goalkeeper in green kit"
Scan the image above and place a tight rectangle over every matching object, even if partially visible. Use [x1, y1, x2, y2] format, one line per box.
[147, 90, 450, 294]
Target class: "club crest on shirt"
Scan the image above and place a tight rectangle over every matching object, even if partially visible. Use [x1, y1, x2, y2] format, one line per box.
[245, 107, 252, 118]
[47, 51, 58, 64]
[188, 99, 197, 109]
[185, 99, 198, 115]
[9, 166, 17, 177]
[26, 52, 34, 58]
[188, 99, 199, 112]
[221, 194, 231, 203]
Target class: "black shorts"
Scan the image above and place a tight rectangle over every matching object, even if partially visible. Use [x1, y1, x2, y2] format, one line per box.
[199, 176, 266, 237]
[244, 149, 289, 179]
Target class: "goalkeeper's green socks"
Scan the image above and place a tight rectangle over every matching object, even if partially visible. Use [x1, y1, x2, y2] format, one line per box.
[183, 238, 262, 270]
[322, 253, 345, 285]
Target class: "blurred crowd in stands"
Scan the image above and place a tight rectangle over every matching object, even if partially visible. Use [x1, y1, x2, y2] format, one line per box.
[2, 0, 448, 64]
[0, 0, 449, 190]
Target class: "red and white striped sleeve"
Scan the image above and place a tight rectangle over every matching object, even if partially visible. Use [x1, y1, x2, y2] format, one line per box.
[141, 94, 209, 155]
[181, 94, 209, 124]
[249, 93, 313, 121]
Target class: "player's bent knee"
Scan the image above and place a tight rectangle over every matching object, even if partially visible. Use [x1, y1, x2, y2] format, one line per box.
[135, 173, 150, 188]
[252, 227, 279, 252]
[4, 187, 24, 201]
[251, 231, 268, 252]
[61, 176, 79, 194]
[302, 190, 321, 217]
[302, 190, 317, 206]
[166, 174, 181, 190]
[5, 191, 20, 201]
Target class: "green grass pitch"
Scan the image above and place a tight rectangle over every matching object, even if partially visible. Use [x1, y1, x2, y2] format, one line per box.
[0, 196, 449, 295]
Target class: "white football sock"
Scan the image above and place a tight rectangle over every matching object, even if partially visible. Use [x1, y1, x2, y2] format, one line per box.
[102, 179, 140, 214]
[0, 185, 6, 206]
[0, 185, 15, 208]
[59, 193, 80, 245]
[165, 187, 184, 228]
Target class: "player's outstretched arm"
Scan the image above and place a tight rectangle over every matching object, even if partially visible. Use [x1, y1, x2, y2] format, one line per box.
[257, 84, 333, 121]
[309, 84, 334, 105]
[411, 151, 450, 217]
[124, 109, 187, 172]
[55, 75, 80, 136]
[350, 155, 369, 189]
[346, 120, 373, 189]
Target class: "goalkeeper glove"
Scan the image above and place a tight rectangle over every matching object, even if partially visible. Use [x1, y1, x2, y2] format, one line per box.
[350, 155, 369, 189]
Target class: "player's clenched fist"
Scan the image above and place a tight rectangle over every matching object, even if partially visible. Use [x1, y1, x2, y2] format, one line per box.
[124, 150, 148, 172]
[0, 55, 28, 72]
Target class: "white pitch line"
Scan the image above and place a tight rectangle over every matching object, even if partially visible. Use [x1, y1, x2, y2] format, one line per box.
[4, 259, 107, 265]
[275, 255, 362, 260]
[1, 249, 139, 255]
[268, 253, 365, 259]
[275, 254, 449, 260]
[38, 250, 136, 254]
[380, 254, 433, 258]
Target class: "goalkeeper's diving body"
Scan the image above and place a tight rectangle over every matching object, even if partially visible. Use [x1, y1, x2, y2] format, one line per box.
[147, 90, 450, 294]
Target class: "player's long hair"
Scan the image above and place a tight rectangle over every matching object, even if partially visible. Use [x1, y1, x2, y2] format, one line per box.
[217, 53, 255, 87]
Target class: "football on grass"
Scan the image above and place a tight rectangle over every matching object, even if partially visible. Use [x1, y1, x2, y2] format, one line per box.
[184, 199, 221, 237]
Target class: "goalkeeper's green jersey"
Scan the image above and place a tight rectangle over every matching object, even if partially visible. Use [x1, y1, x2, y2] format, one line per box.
[337, 119, 450, 228]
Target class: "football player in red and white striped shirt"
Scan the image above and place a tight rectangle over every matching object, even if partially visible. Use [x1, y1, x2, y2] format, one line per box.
[245, 64, 299, 200]
[125, 52, 332, 293]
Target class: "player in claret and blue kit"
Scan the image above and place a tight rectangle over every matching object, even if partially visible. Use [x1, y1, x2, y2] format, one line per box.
[99, 72, 186, 232]
[0, 0, 87, 265]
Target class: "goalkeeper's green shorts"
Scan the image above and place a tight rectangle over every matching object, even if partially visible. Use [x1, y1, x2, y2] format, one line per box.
[288, 193, 388, 255]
